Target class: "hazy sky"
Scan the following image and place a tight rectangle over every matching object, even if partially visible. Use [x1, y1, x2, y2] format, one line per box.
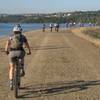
[0, 0, 100, 14]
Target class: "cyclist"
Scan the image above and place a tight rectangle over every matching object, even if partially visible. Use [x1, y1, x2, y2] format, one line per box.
[42, 23, 46, 32]
[49, 23, 53, 32]
[56, 23, 59, 32]
[5, 25, 31, 89]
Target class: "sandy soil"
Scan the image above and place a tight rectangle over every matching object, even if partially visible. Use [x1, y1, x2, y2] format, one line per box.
[0, 28, 100, 100]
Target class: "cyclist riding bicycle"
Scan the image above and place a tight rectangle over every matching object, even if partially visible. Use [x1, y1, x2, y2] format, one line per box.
[5, 24, 31, 89]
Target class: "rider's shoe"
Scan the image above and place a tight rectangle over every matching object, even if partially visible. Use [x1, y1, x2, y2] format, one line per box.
[20, 69, 25, 77]
[20, 64, 25, 77]
[9, 80, 13, 90]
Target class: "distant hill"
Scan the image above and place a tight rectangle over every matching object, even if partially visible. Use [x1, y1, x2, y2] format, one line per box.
[0, 10, 100, 24]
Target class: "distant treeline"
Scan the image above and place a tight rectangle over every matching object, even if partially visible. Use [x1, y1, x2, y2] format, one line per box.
[0, 11, 100, 24]
[0, 15, 66, 23]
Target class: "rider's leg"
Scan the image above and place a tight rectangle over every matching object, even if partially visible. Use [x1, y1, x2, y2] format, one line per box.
[9, 62, 15, 90]
[9, 62, 15, 80]
[9, 51, 15, 80]
[20, 53, 25, 76]
[20, 58, 25, 76]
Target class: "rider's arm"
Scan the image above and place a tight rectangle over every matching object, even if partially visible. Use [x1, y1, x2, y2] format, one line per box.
[24, 41, 31, 54]
[5, 40, 10, 54]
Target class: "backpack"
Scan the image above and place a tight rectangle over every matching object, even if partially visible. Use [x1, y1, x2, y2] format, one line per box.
[10, 34, 23, 49]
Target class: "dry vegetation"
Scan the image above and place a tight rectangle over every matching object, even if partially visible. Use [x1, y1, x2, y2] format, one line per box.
[82, 27, 100, 39]
[71, 27, 100, 47]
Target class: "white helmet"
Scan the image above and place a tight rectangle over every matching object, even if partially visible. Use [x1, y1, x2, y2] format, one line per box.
[13, 25, 22, 32]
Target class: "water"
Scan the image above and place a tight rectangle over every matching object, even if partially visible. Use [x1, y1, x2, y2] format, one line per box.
[0, 23, 66, 37]
[0, 23, 44, 37]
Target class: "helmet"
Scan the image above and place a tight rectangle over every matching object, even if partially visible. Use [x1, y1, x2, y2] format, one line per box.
[13, 24, 22, 32]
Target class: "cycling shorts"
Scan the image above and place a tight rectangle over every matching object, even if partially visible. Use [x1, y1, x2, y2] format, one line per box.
[9, 50, 25, 63]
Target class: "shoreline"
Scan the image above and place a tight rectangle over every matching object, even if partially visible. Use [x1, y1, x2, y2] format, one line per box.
[1, 27, 100, 50]
[0, 28, 42, 38]
[0, 28, 66, 50]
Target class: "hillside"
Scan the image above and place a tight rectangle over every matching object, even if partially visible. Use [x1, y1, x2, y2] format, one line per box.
[0, 10, 100, 23]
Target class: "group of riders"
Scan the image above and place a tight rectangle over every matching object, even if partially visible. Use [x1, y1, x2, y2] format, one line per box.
[42, 23, 59, 32]
[5, 24, 31, 90]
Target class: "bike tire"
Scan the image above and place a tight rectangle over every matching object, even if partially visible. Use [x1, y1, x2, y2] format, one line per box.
[18, 68, 21, 89]
[13, 57, 21, 98]
[14, 61, 21, 98]
[14, 69, 19, 98]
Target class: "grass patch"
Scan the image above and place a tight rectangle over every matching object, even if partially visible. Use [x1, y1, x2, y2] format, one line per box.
[82, 27, 100, 39]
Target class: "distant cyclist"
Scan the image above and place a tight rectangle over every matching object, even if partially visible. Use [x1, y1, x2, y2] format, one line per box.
[49, 23, 53, 32]
[54, 23, 57, 31]
[42, 23, 46, 32]
[56, 23, 59, 32]
[5, 24, 31, 89]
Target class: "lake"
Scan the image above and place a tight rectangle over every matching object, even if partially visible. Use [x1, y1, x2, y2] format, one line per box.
[0, 23, 66, 37]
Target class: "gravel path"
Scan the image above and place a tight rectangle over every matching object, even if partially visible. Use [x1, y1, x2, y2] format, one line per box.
[0, 29, 100, 100]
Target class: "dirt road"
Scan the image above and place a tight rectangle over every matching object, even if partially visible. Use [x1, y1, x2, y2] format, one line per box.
[0, 29, 100, 100]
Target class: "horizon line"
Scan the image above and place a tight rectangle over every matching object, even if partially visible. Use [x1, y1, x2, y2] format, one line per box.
[0, 10, 100, 15]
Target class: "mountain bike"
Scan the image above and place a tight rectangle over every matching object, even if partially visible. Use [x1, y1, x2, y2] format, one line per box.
[12, 57, 22, 98]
